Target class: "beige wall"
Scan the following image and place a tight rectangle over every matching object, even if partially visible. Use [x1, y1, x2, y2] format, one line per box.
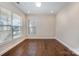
[26, 14, 56, 39]
[0, 2, 27, 38]
[56, 2, 79, 49]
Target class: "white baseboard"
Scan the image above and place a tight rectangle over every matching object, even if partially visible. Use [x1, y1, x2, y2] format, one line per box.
[26, 37, 56, 39]
[56, 38, 79, 55]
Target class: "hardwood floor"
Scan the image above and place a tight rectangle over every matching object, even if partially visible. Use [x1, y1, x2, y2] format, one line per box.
[2, 39, 77, 56]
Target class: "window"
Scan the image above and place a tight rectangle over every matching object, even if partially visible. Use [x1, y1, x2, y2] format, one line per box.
[0, 7, 22, 44]
[0, 7, 11, 30]
[28, 19, 36, 35]
[12, 13, 22, 39]
[0, 7, 12, 43]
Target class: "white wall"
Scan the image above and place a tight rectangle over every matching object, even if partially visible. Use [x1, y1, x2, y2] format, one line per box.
[27, 14, 56, 39]
[56, 3, 79, 49]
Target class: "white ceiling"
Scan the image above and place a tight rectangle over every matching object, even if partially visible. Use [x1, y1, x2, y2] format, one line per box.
[13, 2, 70, 15]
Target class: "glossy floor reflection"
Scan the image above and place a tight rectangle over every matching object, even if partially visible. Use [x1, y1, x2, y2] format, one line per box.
[3, 39, 77, 56]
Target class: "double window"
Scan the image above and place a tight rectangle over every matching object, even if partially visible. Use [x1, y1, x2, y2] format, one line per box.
[0, 7, 22, 44]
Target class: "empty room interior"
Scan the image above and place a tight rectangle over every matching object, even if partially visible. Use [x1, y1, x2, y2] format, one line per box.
[0, 2, 79, 56]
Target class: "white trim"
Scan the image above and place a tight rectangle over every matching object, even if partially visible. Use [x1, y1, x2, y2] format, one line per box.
[27, 37, 56, 39]
[56, 38, 79, 55]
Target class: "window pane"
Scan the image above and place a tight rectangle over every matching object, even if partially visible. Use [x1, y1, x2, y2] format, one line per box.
[0, 7, 11, 31]
[12, 13, 22, 39]
[0, 7, 12, 44]
[0, 7, 11, 25]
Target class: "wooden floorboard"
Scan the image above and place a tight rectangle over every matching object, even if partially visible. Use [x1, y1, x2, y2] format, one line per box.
[2, 39, 77, 56]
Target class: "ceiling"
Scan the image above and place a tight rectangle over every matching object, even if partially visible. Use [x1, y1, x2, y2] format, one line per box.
[13, 2, 70, 15]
